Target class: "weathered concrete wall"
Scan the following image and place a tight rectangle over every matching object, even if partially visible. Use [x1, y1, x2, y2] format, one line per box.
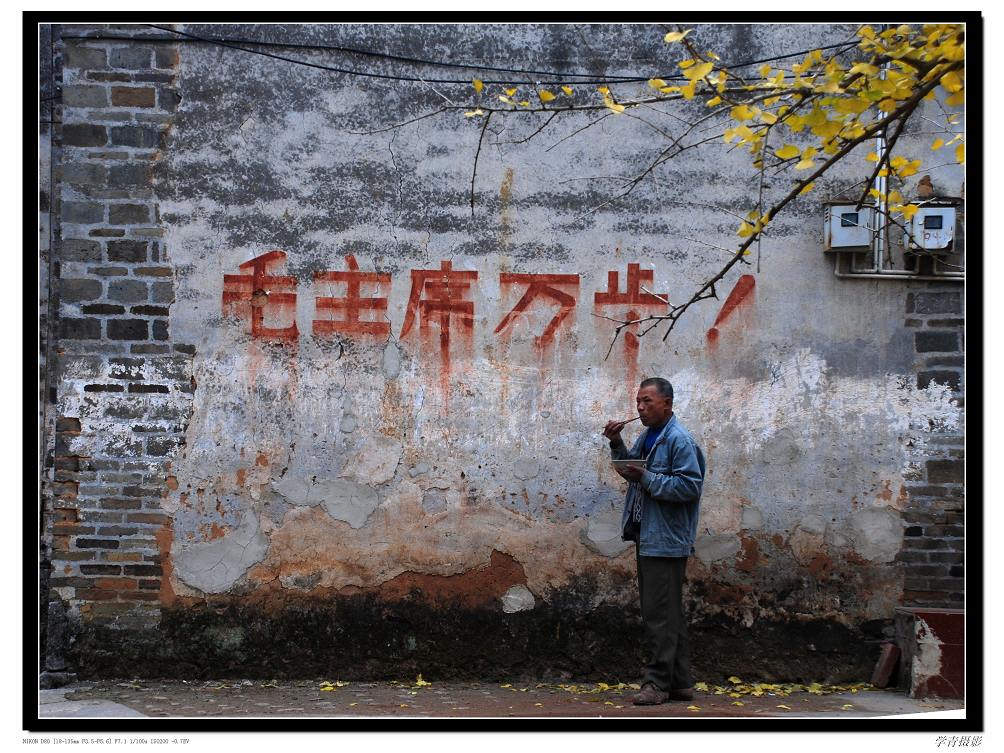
[43, 23, 965, 681]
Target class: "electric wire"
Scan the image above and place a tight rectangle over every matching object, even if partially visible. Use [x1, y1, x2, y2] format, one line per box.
[59, 25, 860, 88]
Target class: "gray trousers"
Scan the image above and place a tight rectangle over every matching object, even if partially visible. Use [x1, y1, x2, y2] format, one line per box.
[636, 548, 692, 691]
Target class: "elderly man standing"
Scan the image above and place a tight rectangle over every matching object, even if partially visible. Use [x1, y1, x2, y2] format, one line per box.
[603, 377, 706, 705]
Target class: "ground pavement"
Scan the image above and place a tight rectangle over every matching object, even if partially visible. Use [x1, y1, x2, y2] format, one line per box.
[38, 678, 965, 718]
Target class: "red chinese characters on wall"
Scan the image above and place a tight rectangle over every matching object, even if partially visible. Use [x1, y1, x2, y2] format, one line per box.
[222, 250, 299, 342]
[494, 273, 580, 351]
[706, 274, 756, 346]
[593, 263, 670, 395]
[313, 255, 391, 338]
[399, 261, 479, 397]
[221, 257, 727, 385]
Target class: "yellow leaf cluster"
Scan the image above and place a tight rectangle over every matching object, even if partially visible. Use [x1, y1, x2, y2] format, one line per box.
[664, 29, 692, 43]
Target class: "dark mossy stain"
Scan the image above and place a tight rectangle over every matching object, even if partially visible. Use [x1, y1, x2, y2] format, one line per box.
[66, 581, 877, 683]
[688, 612, 876, 684]
[68, 581, 640, 681]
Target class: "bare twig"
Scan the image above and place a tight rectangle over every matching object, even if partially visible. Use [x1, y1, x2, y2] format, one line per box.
[501, 110, 560, 146]
[545, 112, 613, 152]
[348, 107, 450, 135]
[682, 235, 753, 262]
[470, 111, 493, 216]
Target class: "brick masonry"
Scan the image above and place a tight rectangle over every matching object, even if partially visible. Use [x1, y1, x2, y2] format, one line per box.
[898, 287, 965, 608]
[40, 25, 193, 642]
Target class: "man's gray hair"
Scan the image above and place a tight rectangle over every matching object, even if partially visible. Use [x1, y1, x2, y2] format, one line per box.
[640, 377, 673, 400]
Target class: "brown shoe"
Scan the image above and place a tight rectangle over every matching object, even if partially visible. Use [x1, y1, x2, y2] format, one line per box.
[666, 687, 694, 701]
[631, 682, 669, 705]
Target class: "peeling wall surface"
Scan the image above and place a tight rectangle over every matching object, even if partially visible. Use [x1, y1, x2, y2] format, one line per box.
[43, 23, 966, 680]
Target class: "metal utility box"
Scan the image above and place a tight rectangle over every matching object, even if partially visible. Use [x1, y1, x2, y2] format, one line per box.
[904, 203, 956, 253]
[824, 203, 873, 250]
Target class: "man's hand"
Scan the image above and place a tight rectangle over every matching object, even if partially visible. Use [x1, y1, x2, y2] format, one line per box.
[603, 420, 626, 440]
[616, 463, 646, 483]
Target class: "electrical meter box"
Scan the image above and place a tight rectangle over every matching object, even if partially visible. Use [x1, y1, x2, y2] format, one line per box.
[903, 203, 956, 253]
[824, 203, 874, 250]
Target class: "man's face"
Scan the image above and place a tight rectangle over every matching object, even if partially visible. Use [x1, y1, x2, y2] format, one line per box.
[636, 385, 673, 426]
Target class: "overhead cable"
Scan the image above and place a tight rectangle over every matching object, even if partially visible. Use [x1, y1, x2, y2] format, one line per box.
[60, 25, 860, 88]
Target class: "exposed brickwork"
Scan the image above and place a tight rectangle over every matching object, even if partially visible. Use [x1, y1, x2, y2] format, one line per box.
[899, 287, 965, 608]
[43, 25, 192, 645]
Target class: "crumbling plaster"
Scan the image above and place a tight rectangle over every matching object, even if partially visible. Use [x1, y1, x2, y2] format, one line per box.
[151, 23, 963, 621]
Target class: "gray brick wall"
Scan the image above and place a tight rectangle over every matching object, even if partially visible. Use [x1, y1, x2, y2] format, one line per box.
[40, 23, 57, 673]
[898, 287, 965, 607]
[44, 25, 192, 631]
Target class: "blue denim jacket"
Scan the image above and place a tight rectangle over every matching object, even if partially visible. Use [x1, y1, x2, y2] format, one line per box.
[611, 415, 706, 557]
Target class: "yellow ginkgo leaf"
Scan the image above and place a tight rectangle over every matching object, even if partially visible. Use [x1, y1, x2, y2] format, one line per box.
[597, 86, 609, 95]
[759, 63, 772, 78]
[777, 704, 792, 710]
[660, 86, 682, 94]
[730, 104, 755, 121]
[931, 138, 944, 150]
[648, 78, 667, 89]
[706, 96, 722, 107]
[464, 109, 484, 117]
[955, 142, 965, 164]
[866, 152, 880, 162]
[687, 705, 701, 711]
[849, 62, 880, 76]
[760, 111, 778, 125]
[415, 674, 431, 687]
[732, 701, 744, 706]
[842, 704, 854, 710]
[505, 87, 517, 97]
[518, 100, 530, 107]
[664, 29, 692, 43]
[678, 59, 695, 69]
[538, 90, 556, 102]
[737, 221, 755, 238]
[775, 144, 800, 160]
[473, 79, 484, 93]
[685, 61, 714, 81]
[561, 85, 573, 96]
[695, 682, 709, 691]
[795, 158, 816, 170]
[946, 90, 964, 106]
[681, 81, 698, 100]
[898, 159, 922, 178]
[940, 70, 963, 93]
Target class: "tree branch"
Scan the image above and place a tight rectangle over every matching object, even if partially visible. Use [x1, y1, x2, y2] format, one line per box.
[470, 111, 493, 216]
